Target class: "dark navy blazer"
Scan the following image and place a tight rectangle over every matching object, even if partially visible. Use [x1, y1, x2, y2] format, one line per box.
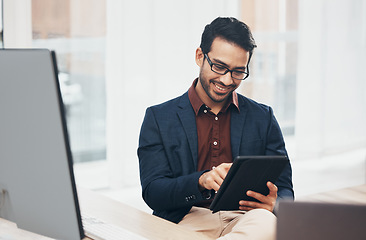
[138, 91, 294, 223]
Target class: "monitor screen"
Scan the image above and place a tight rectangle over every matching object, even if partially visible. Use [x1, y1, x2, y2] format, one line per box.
[0, 49, 84, 239]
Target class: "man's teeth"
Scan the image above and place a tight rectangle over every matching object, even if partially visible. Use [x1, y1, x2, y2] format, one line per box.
[215, 84, 226, 91]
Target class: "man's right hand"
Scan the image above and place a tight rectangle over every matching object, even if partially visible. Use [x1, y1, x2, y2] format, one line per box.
[198, 163, 232, 192]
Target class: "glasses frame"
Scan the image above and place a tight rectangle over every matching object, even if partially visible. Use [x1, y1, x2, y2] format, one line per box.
[204, 53, 250, 80]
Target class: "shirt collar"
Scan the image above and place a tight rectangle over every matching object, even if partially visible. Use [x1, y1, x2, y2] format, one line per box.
[188, 78, 240, 116]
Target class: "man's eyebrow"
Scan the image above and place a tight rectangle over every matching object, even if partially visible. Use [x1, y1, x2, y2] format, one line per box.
[212, 57, 246, 70]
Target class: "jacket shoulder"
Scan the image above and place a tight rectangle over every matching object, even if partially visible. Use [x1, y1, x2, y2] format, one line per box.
[237, 93, 272, 114]
[147, 92, 189, 113]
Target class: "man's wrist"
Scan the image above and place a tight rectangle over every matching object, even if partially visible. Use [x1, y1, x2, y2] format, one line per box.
[198, 171, 209, 192]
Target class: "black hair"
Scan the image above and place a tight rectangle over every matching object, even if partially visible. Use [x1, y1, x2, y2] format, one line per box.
[200, 17, 257, 56]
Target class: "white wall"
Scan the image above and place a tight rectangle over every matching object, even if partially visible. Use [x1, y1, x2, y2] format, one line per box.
[295, 0, 366, 159]
[2, 0, 32, 48]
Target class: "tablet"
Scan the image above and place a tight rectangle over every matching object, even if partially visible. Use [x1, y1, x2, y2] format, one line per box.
[209, 155, 288, 213]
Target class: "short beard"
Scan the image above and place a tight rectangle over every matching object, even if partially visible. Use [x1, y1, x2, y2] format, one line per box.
[198, 71, 233, 103]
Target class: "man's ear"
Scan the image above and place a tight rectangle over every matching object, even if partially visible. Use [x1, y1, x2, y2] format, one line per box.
[195, 48, 204, 67]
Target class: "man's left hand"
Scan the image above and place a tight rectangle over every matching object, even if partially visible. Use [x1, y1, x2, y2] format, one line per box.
[238, 181, 278, 212]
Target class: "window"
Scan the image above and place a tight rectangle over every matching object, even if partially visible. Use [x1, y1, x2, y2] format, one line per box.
[240, 0, 298, 136]
[31, 0, 107, 163]
[3, 0, 365, 205]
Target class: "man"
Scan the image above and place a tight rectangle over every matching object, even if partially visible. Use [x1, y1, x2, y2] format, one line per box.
[138, 17, 294, 239]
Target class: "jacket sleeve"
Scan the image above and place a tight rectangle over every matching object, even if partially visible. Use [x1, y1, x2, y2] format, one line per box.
[137, 107, 209, 211]
[265, 107, 294, 200]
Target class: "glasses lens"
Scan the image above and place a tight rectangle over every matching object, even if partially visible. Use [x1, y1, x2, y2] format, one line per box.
[232, 71, 247, 80]
[211, 64, 228, 74]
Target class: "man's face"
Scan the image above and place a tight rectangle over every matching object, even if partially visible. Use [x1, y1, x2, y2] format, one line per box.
[195, 37, 250, 106]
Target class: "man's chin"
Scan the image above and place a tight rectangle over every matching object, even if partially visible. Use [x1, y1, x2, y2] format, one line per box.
[209, 92, 230, 103]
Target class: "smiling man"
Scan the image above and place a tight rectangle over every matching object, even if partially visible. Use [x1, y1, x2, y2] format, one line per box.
[138, 17, 294, 240]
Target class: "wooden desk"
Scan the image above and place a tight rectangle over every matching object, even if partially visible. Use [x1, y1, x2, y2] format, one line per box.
[77, 187, 212, 240]
[297, 184, 366, 205]
[0, 187, 212, 240]
[2, 185, 365, 239]
[0, 217, 54, 240]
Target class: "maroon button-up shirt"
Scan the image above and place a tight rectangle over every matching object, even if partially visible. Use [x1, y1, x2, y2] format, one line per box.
[188, 79, 240, 172]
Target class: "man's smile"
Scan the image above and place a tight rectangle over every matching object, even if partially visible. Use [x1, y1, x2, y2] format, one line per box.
[211, 81, 235, 95]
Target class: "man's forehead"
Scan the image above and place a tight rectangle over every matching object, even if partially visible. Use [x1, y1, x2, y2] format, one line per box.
[209, 38, 249, 67]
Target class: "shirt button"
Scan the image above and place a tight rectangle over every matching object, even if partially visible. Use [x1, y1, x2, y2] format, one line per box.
[215, 116, 218, 120]
[213, 141, 218, 146]
[204, 110, 207, 113]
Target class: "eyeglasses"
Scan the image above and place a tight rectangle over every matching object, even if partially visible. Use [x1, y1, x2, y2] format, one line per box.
[204, 53, 249, 80]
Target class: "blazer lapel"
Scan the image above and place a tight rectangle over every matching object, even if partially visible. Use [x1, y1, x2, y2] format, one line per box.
[177, 93, 198, 169]
[231, 96, 247, 158]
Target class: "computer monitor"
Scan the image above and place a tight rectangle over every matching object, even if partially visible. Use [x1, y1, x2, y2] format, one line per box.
[0, 49, 84, 239]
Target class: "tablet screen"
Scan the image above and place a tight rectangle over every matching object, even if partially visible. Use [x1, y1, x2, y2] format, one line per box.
[209, 155, 288, 213]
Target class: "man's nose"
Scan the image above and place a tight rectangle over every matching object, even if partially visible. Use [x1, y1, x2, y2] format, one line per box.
[219, 71, 234, 85]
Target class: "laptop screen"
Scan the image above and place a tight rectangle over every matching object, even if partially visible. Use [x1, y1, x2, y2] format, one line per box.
[277, 201, 366, 240]
[0, 49, 84, 239]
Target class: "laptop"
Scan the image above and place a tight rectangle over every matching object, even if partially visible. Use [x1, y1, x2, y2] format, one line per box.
[276, 201, 366, 240]
[0, 49, 146, 240]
